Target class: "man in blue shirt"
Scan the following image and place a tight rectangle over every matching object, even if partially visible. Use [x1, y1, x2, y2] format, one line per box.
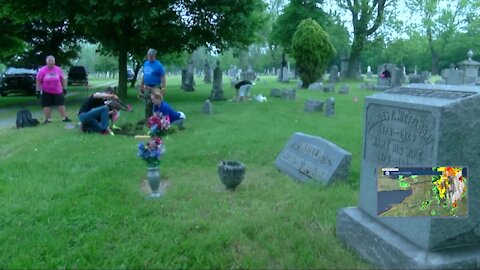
[141, 48, 166, 120]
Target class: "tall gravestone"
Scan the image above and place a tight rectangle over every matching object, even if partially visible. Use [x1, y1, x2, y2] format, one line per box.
[329, 65, 339, 82]
[457, 49, 480, 84]
[367, 66, 372, 79]
[202, 99, 213, 115]
[181, 59, 195, 91]
[210, 60, 224, 100]
[282, 66, 290, 83]
[325, 97, 335, 116]
[240, 64, 257, 82]
[204, 59, 212, 83]
[336, 83, 480, 269]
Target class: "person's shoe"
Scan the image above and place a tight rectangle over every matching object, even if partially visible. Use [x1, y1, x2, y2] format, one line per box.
[43, 119, 52, 124]
[62, 117, 72, 122]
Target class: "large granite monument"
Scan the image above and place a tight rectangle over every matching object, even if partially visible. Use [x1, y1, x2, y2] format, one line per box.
[336, 83, 480, 269]
[210, 60, 225, 100]
[203, 59, 212, 83]
[181, 59, 195, 92]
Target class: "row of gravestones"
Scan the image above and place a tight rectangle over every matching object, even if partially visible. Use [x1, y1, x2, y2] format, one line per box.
[307, 82, 350, 94]
[273, 82, 480, 269]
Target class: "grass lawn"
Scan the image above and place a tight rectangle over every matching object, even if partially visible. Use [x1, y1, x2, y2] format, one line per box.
[0, 75, 375, 269]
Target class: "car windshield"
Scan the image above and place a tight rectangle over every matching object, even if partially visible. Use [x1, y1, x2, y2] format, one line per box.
[5, 68, 37, 75]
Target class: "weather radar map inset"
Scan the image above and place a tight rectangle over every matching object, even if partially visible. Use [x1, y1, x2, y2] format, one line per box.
[377, 167, 467, 217]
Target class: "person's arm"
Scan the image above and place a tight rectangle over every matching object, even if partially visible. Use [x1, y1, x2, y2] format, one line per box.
[93, 92, 118, 99]
[59, 67, 66, 89]
[161, 74, 166, 95]
[36, 68, 43, 93]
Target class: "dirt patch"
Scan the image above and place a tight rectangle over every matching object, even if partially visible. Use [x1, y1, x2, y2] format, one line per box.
[114, 121, 145, 136]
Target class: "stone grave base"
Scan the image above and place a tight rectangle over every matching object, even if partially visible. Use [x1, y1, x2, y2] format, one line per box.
[372, 85, 391, 91]
[336, 207, 480, 269]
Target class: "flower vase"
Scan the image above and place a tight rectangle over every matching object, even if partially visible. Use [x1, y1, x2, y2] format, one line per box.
[218, 161, 245, 190]
[147, 166, 161, 198]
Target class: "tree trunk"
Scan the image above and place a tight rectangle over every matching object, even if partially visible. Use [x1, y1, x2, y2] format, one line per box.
[280, 50, 286, 80]
[130, 59, 142, 88]
[347, 34, 364, 78]
[431, 53, 440, 75]
[117, 46, 128, 99]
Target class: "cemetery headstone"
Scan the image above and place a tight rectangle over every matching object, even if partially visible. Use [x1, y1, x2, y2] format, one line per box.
[202, 99, 213, 115]
[308, 82, 323, 91]
[203, 59, 211, 83]
[304, 99, 324, 112]
[339, 84, 349, 94]
[282, 66, 290, 83]
[275, 132, 352, 185]
[281, 89, 295, 100]
[457, 49, 480, 84]
[324, 97, 335, 116]
[391, 67, 404, 87]
[329, 65, 339, 82]
[367, 66, 372, 79]
[446, 69, 465, 85]
[277, 68, 282, 82]
[441, 68, 450, 80]
[210, 60, 225, 100]
[297, 80, 303, 88]
[323, 83, 335, 93]
[270, 88, 282, 97]
[181, 60, 195, 91]
[240, 64, 257, 82]
[336, 83, 480, 269]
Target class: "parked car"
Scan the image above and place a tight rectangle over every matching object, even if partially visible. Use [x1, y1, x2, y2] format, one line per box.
[0, 67, 38, 97]
[127, 68, 134, 82]
[67, 66, 88, 86]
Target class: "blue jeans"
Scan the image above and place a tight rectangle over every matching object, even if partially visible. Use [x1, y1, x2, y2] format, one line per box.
[78, 105, 109, 133]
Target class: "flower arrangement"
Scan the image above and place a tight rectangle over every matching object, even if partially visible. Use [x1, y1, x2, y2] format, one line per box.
[137, 114, 170, 167]
[147, 114, 171, 137]
[137, 137, 165, 167]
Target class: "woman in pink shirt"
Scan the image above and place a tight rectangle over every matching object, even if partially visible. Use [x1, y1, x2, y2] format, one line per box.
[36, 55, 71, 123]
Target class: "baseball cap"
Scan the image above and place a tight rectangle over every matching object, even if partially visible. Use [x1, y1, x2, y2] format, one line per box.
[147, 48, 157, 55]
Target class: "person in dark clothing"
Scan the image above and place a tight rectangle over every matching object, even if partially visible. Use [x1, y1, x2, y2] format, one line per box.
[234, 80, 253, 101]
[381, 66, 391, 85]
[78, 87, 118, 135]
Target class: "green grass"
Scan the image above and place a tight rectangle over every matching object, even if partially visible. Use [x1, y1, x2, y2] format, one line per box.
[0, 75, 374, 269]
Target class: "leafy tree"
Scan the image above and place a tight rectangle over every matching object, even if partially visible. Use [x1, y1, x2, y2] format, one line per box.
[0, 1, 85, 67]
[334, 0, 396, 78]
[72, 0, 266, 98]
[271, 0, 348, 75]
[0, 18, 25, 62]
[292, 18, 336, 88]
[94, 54, 118, 77]
[405, 0, 479, 74]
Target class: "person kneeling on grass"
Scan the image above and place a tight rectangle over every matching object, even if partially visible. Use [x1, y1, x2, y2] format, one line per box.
[78, 87, 118, 135]
[151, 88, 186, 130]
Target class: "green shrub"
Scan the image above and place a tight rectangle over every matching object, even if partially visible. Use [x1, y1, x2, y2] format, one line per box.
[292, 18, 336, 88]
